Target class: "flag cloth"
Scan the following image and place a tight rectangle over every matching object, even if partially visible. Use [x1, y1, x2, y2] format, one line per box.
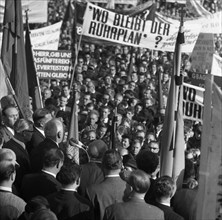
[196, 76, 222, 220]
[211, 54, 222, 77]
[186, 0, 211, 17]
[68, 91, 80, 164]
[160, 23, 185, 177]
[1, 0, 30, 117]
[146, 3, 156, 21]
[0, 60, 9, 103]
[63, 0, 74, 24]
[25, 18, 43, 111]
[172, 83, 185, 188]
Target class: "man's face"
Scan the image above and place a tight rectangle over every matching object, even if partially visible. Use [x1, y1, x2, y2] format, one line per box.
[62, 86, 70, 97]
[139, 75, 145, 83]
[43, 89, 51, 99]
[102, 95, 109, 104]
[148, 142, 159, 154]
[147, 134, 156, 143]
[114, 95, 123, 105]
[98, 127, 107, 137]
[4, 107, 19, 128]
[76, 74, 83, 83]
[131, 142, 141, 156]
[60, 97, 68, 107]
[131, 73, 138, 82]
[152, 64, 157, 73]
[122, 138, 130, 149]
[89, 113, 98, 125]
[83, 95, 91, 106]
[88, 131, 96, 141]
[101, 108, 110, 119]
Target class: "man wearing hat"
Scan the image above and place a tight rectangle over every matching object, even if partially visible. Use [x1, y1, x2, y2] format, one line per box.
[0, 148, 26, 220]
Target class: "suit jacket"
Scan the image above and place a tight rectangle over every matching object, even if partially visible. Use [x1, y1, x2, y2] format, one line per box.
[171, 188, 197, 220]
[103, 197, 164, 220]
[153, 202, 184, 220]
[0, 190, 26, 220]
[86, 176, 127, 220]
[21, 171, 61, 202]
[0, 125, 14, 146]
[27, 126, 45, 155]
[30, 138, 58, 173]
[79, 162, 104, 197]
[47, 190, 92, 220]
[3, 138, 31, 190]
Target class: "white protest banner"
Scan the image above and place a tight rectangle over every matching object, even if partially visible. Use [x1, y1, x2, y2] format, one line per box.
[89, 0, 138, 6]
[166, 0, 186, 4]
[183, 83, 204, 122]
[211, 54, 222, 77]
[0, 32, 2, 55]
[191, 33, 214, 74]
[0, 0, 48, 23]
[30, 22, 62, 50]
[33, 50, 72, 80]
[199, 11, 222, 34]
[82, 3, 201, 52]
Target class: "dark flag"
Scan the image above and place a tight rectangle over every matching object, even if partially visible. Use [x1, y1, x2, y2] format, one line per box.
[25, 15, 43, 111]
[160, 18, 185, 178]
[1, 0, 30, 117]
[146, 3, 157, 21]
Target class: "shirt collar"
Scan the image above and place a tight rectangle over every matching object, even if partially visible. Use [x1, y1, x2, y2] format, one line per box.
[42, 169, 56, 178]
[61, 188, 77, 192]
[159, 201, 170, 207]
[5, 126, 14, 136]
[105, 174, 120, 178]
[35, 126, 45, 137]
[0, 186, 12, 192]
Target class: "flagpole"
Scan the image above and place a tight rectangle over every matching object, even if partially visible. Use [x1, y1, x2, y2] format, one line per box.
[160, 4, 185, 177]
[110, 104, 118, 150]
[25, 10, 43, 110]
[69, 0, 83, 90]
[8, 0, 25, 118]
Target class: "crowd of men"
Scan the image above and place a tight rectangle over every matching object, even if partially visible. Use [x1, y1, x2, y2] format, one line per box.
[0, 0, 221, 220]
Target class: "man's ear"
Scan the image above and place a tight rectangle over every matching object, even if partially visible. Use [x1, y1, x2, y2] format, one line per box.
[10, 172, 15, 182]
[76, 178, 80, 186]
[57, 131, 62, 139]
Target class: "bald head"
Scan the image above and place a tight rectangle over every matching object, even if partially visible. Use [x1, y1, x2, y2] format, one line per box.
[44, 119, 64, 143]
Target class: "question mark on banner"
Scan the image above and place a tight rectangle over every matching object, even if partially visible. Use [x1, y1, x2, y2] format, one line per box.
[155, 36, 163, 48]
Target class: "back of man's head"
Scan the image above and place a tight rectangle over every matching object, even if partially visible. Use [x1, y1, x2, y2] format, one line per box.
[33, 108, 51, 127]
[128, 169, 150, 194]
[0, 149, 18, 183]
[57, 163, 81, 186]
[44, 119, 64, 143]
[14, 119, 33, 134]
[136, 150, 159, 175]
[88, 140, 108, 161]
[43, 148, 64, 169]
[154, 175, 176, 200]
[102, 149, 122, 170]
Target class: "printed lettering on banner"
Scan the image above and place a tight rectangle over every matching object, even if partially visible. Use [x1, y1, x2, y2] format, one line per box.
[82, 3, 201, 52]
[183, 83, 204, 122]
[34, 50, 72, 80]
[30, 22, 62, 50]
[89, 0, 138, 6]
[191, 33, 214, 74]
